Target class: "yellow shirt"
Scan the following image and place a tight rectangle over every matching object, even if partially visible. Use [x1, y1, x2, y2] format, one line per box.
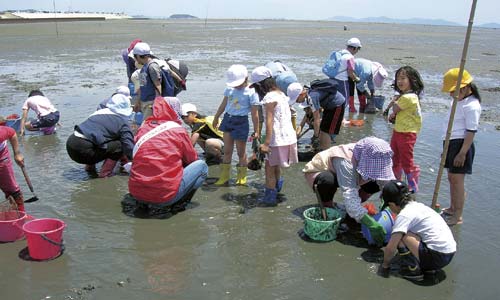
[394, 93, 422, 133]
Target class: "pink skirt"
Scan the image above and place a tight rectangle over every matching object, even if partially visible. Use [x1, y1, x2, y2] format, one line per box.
[266, 143, 298, 167]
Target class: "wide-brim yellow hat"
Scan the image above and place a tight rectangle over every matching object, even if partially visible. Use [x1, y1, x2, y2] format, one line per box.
[442, 68, 473, 92]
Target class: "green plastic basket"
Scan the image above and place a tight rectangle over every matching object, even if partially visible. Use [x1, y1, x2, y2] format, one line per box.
[303, 207, 342, 242]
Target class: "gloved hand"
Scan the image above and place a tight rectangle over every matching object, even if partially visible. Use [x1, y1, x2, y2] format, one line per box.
[360, 214, 386, 246]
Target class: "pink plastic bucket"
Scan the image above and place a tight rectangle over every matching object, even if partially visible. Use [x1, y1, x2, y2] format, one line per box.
[0, 211, 28, 242]
[23, 218, 65, 260]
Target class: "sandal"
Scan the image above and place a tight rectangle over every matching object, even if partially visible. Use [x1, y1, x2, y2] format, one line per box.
[441, 208, 454, 216]
[445, 216, 463, 226]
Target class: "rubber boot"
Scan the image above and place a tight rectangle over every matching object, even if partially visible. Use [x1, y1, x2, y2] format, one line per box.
[276, 176, 284, 192]
[406, 168, 420, 193]
[359, 94, 367, 113]
[259, 187, 277, 207]
[99, 159, 118, 178]
[12, 191, 25, 212]
[215, 163, 231, 185]
[236, 166, 247, 185]
[348, 96, 357, 112]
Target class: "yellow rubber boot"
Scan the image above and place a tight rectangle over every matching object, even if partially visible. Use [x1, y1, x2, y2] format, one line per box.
[215, 163, 231, 185]
[236, 166, 247, 185]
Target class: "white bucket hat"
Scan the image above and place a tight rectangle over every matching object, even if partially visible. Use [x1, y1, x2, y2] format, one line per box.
[181, 103, 197, 117]
[287, 82, 303, 104]
[249, 66, 273, 85]
[371, 62, 388, 88]
[226, 64, 248, 87]
[107, 94, 132, 117]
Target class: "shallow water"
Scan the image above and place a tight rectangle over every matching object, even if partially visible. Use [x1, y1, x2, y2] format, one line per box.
[1, 19, 500, 299]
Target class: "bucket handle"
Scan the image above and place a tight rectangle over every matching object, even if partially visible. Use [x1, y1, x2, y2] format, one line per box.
[41, 234, 65, 252]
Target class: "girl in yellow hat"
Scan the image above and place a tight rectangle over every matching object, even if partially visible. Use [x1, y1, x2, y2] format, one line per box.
[441, 68, 482, 226]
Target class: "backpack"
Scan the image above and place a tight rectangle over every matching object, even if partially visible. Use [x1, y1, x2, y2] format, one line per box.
[322, 50, 348, 79]
[148, 61, 176, 97]
[309, 78, 343, 109]
[165, 58, 189, 96]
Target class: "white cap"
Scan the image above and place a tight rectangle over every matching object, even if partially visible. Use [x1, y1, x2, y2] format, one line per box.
[372, 62, 388, 88]
[347, 37, 362, 48]
[115, 85, 130, 98]
[181, 103, 197, 116]
[133, 42, 153, 56]
[287, 82, 303, 104]
[226, 64, 248, 87]
[250, 66, 273, 85]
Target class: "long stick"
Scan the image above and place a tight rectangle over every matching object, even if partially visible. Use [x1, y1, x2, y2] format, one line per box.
[431, 0, 477, 209]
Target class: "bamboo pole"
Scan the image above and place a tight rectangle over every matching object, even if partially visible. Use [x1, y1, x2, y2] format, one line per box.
[431, 0, 478, 209]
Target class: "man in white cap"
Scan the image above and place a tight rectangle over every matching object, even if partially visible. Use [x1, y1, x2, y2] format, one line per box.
[132, 42, 162, 120]
[352, 58, 388, 113]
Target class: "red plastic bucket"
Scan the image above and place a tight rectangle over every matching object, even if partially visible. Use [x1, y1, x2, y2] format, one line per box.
[23, 218, 65, 260]
[0, 211, 28, 242]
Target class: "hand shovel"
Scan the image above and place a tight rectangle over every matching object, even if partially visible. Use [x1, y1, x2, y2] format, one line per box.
[21, 166, 39, 203]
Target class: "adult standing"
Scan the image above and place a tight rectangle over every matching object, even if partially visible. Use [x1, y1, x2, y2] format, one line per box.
[20, 90, 60, 136]
[352, 58, 388, 113]
[128, 99, 208, 209]
[66, 94, 134, 177]
[323, 38, 361, 114]
[440, 68, 482, 226]
[302, 136, 395, 245]
[133, 42, 162, 120]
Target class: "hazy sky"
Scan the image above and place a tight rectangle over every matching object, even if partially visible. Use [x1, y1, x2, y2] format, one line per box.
[1, 0, 497, 25]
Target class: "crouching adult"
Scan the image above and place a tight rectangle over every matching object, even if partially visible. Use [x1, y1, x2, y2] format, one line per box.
[128, 98, 208, 211]
[66, 94, 134, 177]
[302, 136, 395, 246]
[380, 181, 456, 281]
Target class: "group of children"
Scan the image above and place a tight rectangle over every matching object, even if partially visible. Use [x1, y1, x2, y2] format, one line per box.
[0, 37, 482, 282]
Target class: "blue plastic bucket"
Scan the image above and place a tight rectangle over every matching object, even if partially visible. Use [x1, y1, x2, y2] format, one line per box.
[372, 95, 385, 110]
[361, 208, 395, 245]
[134, 112, 143, 125]
[6, 117, 21, 132]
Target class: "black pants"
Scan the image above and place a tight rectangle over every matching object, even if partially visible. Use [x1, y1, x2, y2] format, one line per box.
[66, 134, 123, 165]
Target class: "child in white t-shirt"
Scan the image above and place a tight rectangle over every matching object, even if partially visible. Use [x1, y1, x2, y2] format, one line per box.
[380, 181, 456, 282]
[249, 66, 298, 206]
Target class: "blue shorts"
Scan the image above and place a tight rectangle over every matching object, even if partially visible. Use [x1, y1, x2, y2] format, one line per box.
[219, 113, 249, 141]
[444, 139, 475, 174]
[418, 241, 455, 271]
[32, 111, 60, 129]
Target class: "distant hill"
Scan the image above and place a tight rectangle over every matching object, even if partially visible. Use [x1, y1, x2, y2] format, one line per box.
[169, 14, 198, 19]
[328, 16, 462, 26]
[478, 23, 500, 29]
